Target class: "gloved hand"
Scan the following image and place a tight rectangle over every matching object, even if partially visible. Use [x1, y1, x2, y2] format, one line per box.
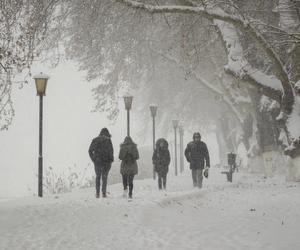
[203, 167, 209, 178]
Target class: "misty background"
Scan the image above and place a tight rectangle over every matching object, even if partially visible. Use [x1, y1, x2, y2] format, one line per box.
[0, 61, 219, 198]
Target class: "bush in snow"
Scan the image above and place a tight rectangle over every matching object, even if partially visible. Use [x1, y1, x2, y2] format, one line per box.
[42, 164, 95, 194]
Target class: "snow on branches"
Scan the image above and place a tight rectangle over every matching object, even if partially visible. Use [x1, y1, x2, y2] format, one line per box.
[0, 0, 61, 130]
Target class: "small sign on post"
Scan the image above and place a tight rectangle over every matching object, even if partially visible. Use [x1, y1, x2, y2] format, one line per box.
[222, 152, 237, 182]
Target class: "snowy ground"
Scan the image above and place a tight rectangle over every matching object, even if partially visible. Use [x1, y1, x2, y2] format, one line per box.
[1, 168, 300, 250]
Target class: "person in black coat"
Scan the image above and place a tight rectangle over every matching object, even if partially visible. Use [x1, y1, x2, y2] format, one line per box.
[152, 138, 170, 190]
[119, 136, 139, 199]
[89, 128, 114, 198]
[184, 132, 210, 188]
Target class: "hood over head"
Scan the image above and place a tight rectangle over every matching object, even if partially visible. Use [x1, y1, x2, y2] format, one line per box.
[156, 138, 168, 149]
[122, 136, 135, 145]
[100, 127, 111, 138]
[193, 132, 201, 141]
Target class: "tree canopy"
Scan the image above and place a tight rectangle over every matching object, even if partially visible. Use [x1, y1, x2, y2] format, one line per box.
[1, 0, 300, 158]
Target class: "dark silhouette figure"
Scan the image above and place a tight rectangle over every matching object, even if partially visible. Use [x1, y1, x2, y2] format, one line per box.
[152, 138, 171, 190]
[119, 136, 139, 199]
[88, 128, 114, 198]
[185, 132, 210, 188]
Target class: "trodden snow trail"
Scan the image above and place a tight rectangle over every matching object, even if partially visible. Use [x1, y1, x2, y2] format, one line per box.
[1, 168, 300, 250]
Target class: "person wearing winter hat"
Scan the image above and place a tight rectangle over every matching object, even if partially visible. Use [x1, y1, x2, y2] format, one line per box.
[184, 132, 210, 188]
[88, 128, 114, 198]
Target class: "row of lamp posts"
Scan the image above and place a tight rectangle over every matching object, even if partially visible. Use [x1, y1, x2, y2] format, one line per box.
[122, 98, 185, 178]
[33, 74, 184, 197]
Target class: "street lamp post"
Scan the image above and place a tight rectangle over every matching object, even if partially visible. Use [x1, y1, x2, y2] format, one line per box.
[123, 96, 133, 136]
[150, 104, 158, 180]
[179, 124, 184, 173]
[172, 119, 179, 176]
[33, 72, 49, 197]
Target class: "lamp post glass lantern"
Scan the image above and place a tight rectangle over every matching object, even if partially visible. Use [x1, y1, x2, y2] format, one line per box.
[150, 104, 158, 117]
[34, 72, 49, 96]
[123, 96, 133, 136]
[150, 104, 158, 180]
[172, 119, 179, 129]
[172, 119, 179, 176]
[33, 72, 49, 198]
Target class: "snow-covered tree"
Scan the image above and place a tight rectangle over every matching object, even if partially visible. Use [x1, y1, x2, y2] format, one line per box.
[0, 0, 63, 130]
[105, 0, 300, 172]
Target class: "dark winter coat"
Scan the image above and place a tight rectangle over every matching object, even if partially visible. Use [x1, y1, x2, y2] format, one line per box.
[152, 138, 171, 176]
[88, 128, 114, 169]
[119, 136, 139, 176]
[185, 136, 210, 170]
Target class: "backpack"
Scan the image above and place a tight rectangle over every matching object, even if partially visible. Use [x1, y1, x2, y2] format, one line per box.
[124, 151, 134, 164]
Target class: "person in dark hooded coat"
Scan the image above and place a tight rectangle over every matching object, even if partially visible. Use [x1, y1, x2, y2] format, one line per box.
[119, 136, 139, 199]
[88, 128, 114, 198]
[184, 132, 210, 188]
[152, 138, 171, 190]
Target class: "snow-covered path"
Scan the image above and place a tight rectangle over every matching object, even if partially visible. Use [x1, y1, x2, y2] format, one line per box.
[1, 169, 300, 250]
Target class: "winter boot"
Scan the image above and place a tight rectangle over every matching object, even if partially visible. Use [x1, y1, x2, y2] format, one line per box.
[102, 192, 107, 198]
[96, 192, 100, 199]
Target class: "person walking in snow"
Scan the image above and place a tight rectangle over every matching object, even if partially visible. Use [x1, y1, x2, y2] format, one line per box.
[184, 132, 210, 188]
[119, 136, 139, 199]
[88, 128, 114, 198]
[152, 138, 171, 190]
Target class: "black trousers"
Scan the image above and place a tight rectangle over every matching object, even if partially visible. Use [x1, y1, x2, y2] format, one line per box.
[94, 164, 110, 194]
[191, 169, 203, 188]
[122, 174, 134, 195]
[158, 173, 167, 189]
